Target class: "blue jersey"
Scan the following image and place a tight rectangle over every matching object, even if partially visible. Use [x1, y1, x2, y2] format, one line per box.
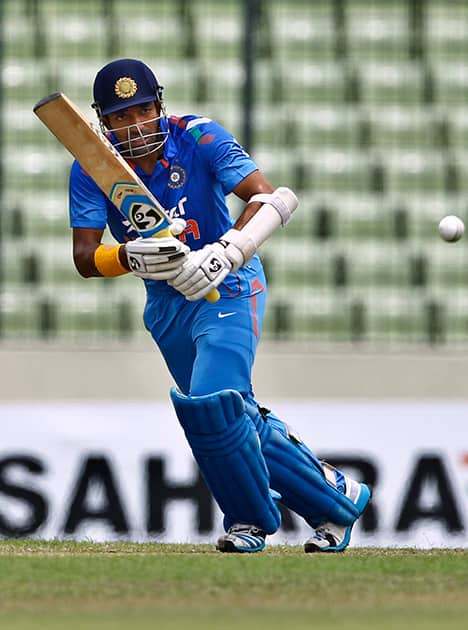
[69, 114, 258, 247]
[69, 113, 267, 399]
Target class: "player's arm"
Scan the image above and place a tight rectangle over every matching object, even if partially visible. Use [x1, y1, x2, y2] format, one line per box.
[72, 227, 130, 278]
[73, 227, 190, 280]
[220, 169, 298, 271]
[169, 170, 298, 301]
[231, 170, 274, 228]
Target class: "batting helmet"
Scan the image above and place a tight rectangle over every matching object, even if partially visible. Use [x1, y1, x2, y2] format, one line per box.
[92, 58, 164, 116]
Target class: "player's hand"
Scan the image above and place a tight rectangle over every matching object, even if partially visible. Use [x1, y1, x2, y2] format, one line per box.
[125, 237, 190, 280]
[168, 242, 232, 301]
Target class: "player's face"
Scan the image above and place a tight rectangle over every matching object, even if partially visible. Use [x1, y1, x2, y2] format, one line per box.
[105, 102, 168, 159]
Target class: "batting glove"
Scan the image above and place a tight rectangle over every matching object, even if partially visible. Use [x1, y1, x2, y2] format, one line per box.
[168, 242, 232, 301]
[125, 236, 190, 280]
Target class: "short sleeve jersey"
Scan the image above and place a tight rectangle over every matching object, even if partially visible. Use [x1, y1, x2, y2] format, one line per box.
[69, 115, 259, 250]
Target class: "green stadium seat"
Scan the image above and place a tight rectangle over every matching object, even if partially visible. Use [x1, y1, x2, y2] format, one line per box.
[262, 288, 365, 342]
[1, 282, 147, 342]
[270, 0, 335, 61]
[4, 0, 468, 346]
[10, 139, 72, 178]
[367, 106, 440, 150]
[265, 233, 468, 294]
[447, 151, 468, 193]
[432, 62, 468, 106]
[381, 149, 446, 194]
[399, 193, 465, 239]
[306, 149, 373, 194]
[195, 7, 243, 60]
[442, 292, 468, 343]
[359, 61, 425, 105]
[431, 239, 468, 287]
[346, 0, 410, 62]
[2, 59, 60, 103]
[448, 108, 468, 151]
[6, 100, 54, 146]
[364, 291, 440, 344]
[259, 61, 347, 105]
[262, 286, 454, 344]
[333, 195, 399, 240]
[3, 238, 75, 285]
[426, 1, 468, 61]
[3, 193, 70, 238]
[255, 105, 364, 151]
[0, 289, 44, 339]
[55, 288, 140, 340]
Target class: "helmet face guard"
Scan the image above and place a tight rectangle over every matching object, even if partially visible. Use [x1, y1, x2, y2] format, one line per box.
[92, 58, 169, 157]
[105, 105, 169, 158]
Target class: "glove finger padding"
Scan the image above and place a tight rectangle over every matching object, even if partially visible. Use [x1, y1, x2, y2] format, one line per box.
[125, 236, 189, 280]
[132, 263, 187, 280]
[168, 243, 232, 301]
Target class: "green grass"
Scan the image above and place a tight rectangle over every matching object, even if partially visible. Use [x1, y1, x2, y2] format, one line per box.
[0, 541, 467, 630]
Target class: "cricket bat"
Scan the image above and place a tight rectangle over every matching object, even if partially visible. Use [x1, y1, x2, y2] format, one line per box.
[33, 92, 219, 302]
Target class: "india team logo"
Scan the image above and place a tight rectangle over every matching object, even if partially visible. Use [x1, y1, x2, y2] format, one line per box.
[168, 164, 186, 189]
[114, 76, 138, 99]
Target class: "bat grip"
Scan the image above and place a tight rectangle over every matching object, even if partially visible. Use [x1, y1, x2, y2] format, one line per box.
[153, 229, 220, 303]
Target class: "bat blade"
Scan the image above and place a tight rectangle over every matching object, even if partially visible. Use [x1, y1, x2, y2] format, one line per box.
[33, 92, 171, 237]
[33, 92, 219, 302]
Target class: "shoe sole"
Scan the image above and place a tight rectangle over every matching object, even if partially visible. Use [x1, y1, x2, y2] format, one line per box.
[304, 484, 372, 553]
[216, 539, 265, 553]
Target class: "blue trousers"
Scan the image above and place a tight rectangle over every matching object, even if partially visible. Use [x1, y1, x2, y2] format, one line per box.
[144, 257, 266, 399]
[144, 257, 355, 530]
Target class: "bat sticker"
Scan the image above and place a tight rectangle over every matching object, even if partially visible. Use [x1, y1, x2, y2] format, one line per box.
[110, 182, 165, 232]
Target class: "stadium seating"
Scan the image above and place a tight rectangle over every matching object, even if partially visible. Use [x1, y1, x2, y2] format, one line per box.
[346, 2, 410, 62]
[3, 0, 468, 346]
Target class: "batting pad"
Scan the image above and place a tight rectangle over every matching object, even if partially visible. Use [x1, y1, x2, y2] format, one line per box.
[246, 405, 369, 528]
[170, 388, 281, 534]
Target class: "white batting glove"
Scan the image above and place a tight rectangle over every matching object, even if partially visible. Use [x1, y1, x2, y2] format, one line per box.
[168, 242, 232, 301]
[125, 237, 190, 280]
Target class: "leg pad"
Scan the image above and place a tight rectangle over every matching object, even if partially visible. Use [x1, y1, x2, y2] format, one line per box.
[248, 405, 368, 527]
[170, 387, 281, 534]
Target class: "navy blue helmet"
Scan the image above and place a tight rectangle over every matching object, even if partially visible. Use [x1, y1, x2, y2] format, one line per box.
[92, 58, 164, 117]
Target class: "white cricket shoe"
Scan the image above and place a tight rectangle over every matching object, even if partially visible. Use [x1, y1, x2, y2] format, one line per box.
[304, 481, 372, 553]
[216, 524, 266, 553]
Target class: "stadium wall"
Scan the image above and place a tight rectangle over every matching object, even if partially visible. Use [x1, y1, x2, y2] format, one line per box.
[1, 346, 468, 548]
[1, 344, 468, 400]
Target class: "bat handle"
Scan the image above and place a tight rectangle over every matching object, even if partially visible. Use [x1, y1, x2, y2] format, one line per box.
[205, 288, 220, 303]
[152, 229, 219, 302]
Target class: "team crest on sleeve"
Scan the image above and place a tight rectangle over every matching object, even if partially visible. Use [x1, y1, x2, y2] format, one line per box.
[168, 164, 186, 189]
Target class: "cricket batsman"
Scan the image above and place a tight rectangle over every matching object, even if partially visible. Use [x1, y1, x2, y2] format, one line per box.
[69, 58, 371, 552]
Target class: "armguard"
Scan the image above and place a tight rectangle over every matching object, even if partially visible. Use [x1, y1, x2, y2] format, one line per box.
[219, 187, 298, 271]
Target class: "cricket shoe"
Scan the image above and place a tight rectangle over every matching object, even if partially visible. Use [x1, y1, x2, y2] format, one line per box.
[304, 481, 372, 553]
[216, 524, 266, 553]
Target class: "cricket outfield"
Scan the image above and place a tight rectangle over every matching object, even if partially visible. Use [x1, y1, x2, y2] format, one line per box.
[0, 541, 467, 630]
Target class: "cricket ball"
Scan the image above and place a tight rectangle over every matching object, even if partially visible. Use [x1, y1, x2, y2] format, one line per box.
[438, 215, 465, 243]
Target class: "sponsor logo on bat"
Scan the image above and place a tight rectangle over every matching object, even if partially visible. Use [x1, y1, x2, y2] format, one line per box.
[110, 182, 166, 233]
